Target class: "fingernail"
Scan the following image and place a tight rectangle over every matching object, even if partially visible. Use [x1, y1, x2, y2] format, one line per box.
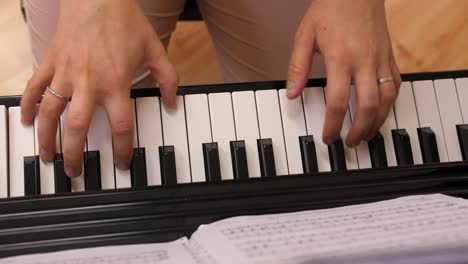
[65, 166, 78, 178]
[286, 81, 296, 98]
[347, 140, 359, 148]
[115, 160, 130, 171]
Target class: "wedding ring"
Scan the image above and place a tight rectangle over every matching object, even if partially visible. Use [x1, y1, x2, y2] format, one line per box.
[378, 77, 393, 85]
[46, 87, 69, 101]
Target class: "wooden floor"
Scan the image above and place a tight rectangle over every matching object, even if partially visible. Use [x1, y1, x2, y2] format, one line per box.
[1, 0, 467, 96]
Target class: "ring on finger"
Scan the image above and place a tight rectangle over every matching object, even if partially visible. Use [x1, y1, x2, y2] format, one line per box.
[377, 76, 393, 85]
[45, 87, 70, 101]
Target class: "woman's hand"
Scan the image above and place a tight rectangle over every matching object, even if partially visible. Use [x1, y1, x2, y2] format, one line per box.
[20, 0, 178, 177]
[287, 0, 401, 147]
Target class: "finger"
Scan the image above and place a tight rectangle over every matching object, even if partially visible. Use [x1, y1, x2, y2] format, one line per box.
[21, 61, 55, 125]
[345, 66, 379, 147]
[103, 94, 134, 170]
[38, 81, 70, 161]
[287, 15, 316, 99]
[63, 90, 95, 178]
[145, 35, 179, 109]
[390, 56, 402, 97]
[368, 62, 397, 139]
[322, 64, 352, 145]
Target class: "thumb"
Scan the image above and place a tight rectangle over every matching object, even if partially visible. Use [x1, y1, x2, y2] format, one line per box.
[287, 19, 316, 99]
[145, 37, 179, 109]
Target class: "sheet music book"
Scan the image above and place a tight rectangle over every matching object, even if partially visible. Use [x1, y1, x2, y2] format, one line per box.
[2, 194, 468, 264]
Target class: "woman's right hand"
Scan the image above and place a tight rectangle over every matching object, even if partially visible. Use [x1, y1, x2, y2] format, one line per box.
[20, 0, 178, 177]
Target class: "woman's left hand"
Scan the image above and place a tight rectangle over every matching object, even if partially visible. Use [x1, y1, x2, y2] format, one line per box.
[287, 0, 401, 147]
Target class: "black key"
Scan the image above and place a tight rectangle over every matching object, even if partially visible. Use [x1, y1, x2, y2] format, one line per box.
[24, 156, 40, 196]
[299, 136, 318, 174]
[130, 148, 147, 188]
[328, 139, 347, 171]
[203, 143, 222, 182]
[368, 132, 388, 168]
[230, 140, 249, 179]
[84, 151, 101, 191]
[159, 146, 177, 185]
[417, 127, 440, 163]
[257, 138, 276, 177]
[54, 154, 71, 193]
[457, 124, 468, 160]
[392, 129, 414, 165]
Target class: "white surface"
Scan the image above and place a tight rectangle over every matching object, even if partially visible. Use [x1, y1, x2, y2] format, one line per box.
[394, 82, 423, 164]
[136, 97, 164, 186]
[255, 90, 288, 176]
[456, 78, 468, 123]
[302, 87, 331, 172]
[348, 86, 372, 169]
[332, 88, 359, 170]
[209, 93, 236, 180]
[114, 100, 138, 189]
[161, 96, 191, 184]
[232, 91, 261, 178]
[434, 79, 463, 162]
[278, 89, 307, 174]
[412, 80, 448, 162]
[185, 94, 212, 182]
[34, 111, 60, 194]
[8, 106, 35, 197]
[0, 239, 195, 264]
[0, 106, 8, 198]
[87, 106, 115, 190]
[380, 108, 398, 167]
[193, 194, 468, 264]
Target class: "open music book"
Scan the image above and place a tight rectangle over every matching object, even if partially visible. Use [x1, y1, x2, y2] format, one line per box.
[2, 194, 468, 264]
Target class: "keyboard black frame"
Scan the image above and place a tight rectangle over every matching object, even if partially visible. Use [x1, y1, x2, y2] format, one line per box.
[1, 70, 468, 258]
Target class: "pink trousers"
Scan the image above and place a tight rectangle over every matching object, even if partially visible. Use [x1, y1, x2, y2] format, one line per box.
[24, 0, 325, 87]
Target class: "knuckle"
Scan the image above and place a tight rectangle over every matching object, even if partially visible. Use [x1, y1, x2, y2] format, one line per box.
[288, 62, 304, 77]
[112, 119, 133, 137]
[40, 99, 60, 117]
[328, 100, 348, 116]
[66, 111, 88, 132]
[359, 100, 379, 114]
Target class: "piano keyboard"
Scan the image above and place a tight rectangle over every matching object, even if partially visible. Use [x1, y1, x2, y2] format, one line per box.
[1, 70, 468, 199]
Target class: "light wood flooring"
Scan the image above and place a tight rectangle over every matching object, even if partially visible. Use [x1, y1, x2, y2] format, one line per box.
[1, 0, 467, 96]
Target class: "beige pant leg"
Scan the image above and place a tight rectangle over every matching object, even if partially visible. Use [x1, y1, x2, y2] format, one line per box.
[23, 0, 186, 88]
[197, 0, 325, 83]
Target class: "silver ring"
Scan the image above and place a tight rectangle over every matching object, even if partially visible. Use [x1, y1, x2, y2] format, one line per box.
[378, 77, 393, 85]
[46, 87, 69, 101]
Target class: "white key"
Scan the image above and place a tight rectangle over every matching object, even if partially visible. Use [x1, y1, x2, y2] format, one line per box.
[381, 108, 398, 167]
[8, 107, 35, 197]
[209, 93, 236, 180]
[394, 82, 423, 164]
[87, 106, 115, 190]
[339, 107, 359, 170]
[161, 96, 191, 184]
[255, 90, 288, 175]
[185, 94, 212, 182]
[0, 106, 7, 198]
[34, 111, 61, 194]
[60, 105, 85, 192]
[348, 86, 372, 169]
[302, 87, 330, 172]
[278, 89, 307, 174]
[136, 97, 163, 186]
[114, 100, 138, 189]
[232, 91, 261, 178]
[413, 80, 449, 162]
[434, 79, 464, 162]
[456, 78, 468, 123]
